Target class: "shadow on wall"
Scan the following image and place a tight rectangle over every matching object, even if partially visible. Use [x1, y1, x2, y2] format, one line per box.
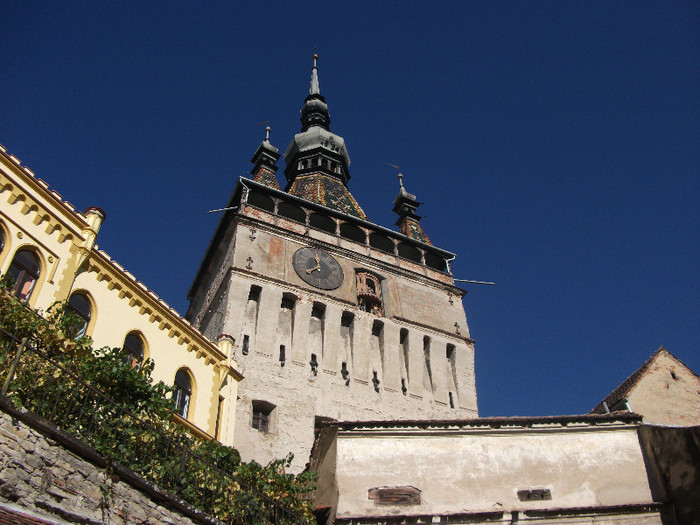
[638, 425, 700, 525]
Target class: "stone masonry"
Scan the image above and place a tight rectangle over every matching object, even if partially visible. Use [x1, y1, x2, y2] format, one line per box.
[0, 408, 201, 525]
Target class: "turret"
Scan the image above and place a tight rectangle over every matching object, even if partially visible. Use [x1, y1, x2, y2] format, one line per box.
[393, 173, 432, 245]
[250, 126, 281, 190]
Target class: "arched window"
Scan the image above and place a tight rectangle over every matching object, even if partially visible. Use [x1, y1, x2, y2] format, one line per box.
[247, 191, 275, 213]
[0, 226, 7, 269]
[424, 252, 448, 272]
[309, 213, 336, 235]
[173, 368, 192, 418]
[123, 331, 145, 366]
[339, 222, 366, 244]
[67, 292, 92, 338]
[397, 242, 422, 263]
[277, 202, 306, 224]
[8, 249, 40, 301]
[369, 233, 395, 254]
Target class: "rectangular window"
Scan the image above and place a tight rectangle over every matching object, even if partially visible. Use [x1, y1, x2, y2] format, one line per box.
[251, 400, 275, 433]
[281, 295, 296, 310]
[423, 336, 433, 394]
[341, 312, 354, 370]
[242, 334, 250, 355]
[311, 302, 326, 319]
[248, 285, 261, 302]
[252, 409, 270, 432]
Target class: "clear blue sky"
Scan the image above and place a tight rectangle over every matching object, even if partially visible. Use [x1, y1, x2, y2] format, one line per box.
[2, 2, 698, 417]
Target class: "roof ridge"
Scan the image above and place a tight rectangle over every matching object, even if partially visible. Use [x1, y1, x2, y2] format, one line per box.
[591, 346, 698, 413]
[92, 248, 221, 353]
[0, 143, 89, 223]
[323, 412, 643, 430]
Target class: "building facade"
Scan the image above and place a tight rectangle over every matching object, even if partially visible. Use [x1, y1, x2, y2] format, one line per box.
[186, 56, 478, 470]
[591, 347, 700, 427]
[0, 144, 241, 444]
[310, 414, 682, 525]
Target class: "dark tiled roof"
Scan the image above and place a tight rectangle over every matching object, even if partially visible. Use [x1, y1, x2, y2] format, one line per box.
[322, 412, 642, 431]
[399, 217, 432, 245]
[251, 166, 281, 190]
[288, 173, 367, 219]
[591, 346, 699, 414]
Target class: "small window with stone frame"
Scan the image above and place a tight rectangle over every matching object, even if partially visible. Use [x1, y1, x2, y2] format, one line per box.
[251, 400, 275, 433]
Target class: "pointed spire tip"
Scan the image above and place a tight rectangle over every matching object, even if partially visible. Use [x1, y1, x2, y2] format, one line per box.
[309, 53, 320, 95]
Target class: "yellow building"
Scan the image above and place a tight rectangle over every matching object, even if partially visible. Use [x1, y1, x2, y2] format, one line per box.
[0, 143, 241, 445]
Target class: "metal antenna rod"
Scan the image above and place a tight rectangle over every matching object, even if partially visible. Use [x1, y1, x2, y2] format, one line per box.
[207, 206, 239, 214]
[453, 279, 496, 286]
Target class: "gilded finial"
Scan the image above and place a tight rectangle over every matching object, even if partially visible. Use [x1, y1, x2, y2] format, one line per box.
[309, 51, 321, 95]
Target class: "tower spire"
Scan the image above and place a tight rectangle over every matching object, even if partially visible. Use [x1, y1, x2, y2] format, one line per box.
[283, 54, 367, 219]
[310, 53, 320, 95]
[393, 171, 432, 245]
[300, 53, 331, 132]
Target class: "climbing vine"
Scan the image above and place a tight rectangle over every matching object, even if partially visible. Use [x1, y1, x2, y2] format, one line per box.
[0, 281, 315, 523]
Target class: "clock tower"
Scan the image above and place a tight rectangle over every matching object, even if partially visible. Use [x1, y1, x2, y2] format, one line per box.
[186, 56, 478, 470]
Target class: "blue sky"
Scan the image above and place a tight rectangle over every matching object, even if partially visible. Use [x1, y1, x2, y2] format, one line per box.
[2, 2, 698, 417]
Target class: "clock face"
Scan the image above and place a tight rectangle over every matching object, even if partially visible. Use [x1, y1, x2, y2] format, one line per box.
[292, 247, 344, 290]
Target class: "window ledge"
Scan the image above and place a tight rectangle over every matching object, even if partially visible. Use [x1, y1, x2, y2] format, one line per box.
[172, 413, 214, 442]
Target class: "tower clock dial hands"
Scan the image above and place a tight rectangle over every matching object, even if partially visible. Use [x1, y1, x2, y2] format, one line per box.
[306, 254, 321, 274]
[293, 247, 344, 290]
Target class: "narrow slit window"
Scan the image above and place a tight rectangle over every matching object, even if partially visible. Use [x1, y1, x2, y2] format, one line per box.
[215, 396, 225, 440]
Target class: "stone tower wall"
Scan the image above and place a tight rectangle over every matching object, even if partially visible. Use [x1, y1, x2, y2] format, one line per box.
[188, 199, 477, 471]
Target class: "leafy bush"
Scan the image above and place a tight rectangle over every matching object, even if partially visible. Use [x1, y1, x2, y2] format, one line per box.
[0, 283, 315, 523]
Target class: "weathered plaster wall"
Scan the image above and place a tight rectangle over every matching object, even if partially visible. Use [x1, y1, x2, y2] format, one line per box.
[225, 275, 475, 472]
[189, 202, 478, 471]
[627, 352, 700, 427]
[330, 424, 660, 521]
[0, 409, 201, 525]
